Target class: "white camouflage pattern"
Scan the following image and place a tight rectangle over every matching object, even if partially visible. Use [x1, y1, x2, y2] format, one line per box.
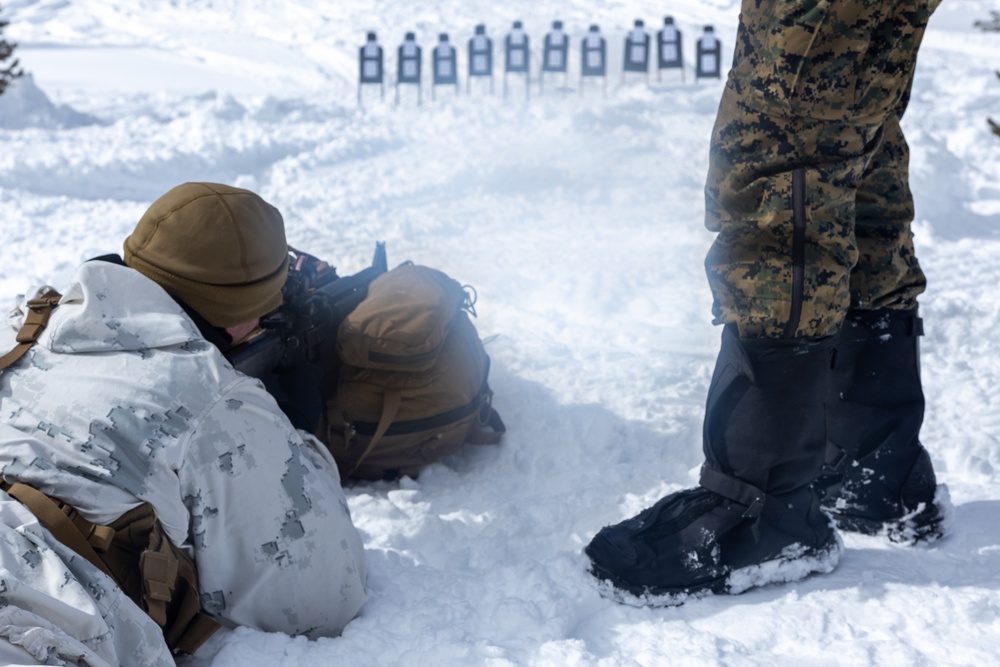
[0, 495, 172, 666]
[0, 261, 367, 664]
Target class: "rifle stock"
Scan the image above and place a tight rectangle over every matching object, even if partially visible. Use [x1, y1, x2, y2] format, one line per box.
[228, 242, 388, 380]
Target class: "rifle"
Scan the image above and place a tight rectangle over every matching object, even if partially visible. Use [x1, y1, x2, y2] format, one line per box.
[228, 242, 389, 380]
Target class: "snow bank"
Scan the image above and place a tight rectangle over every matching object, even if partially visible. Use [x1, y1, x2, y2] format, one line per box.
[0, 72, 98, 129]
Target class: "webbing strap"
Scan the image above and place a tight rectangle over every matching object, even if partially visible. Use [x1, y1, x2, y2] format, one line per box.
[1, 482, 220, 655]
[465, 404, 506, 446]
[824, 443, 849, 473]
[347, 385, 506, 470]
[698, 464, 766, 518]
[123, 508, 221, 655]
[348, 389, 402, 476]
[174, 613, 223, 655]
[0, 289, 62, 371]
[141, 529, 179, 627]
[0, 481, 115, 579]
[350, 383, 498, 438]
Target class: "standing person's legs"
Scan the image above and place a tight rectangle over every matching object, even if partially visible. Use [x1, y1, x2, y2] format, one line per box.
[820, 111, 946, 542]
[587, 0, 940, 600]
[583, 91, 856, 600]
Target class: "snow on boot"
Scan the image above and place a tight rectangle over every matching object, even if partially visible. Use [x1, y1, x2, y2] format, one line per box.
[818, 307, 947, 544]
[586, 326, 842, 603]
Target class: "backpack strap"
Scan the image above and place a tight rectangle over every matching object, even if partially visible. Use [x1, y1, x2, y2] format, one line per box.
[0, 289, 62, 371]
[0, 481, 220, 655]
[466, 402, 506, 445]
[350, 390, 506, 443]
[0, 481, 116, 578]
[347, 389, 402, 476]
[345, 384, 505, 474]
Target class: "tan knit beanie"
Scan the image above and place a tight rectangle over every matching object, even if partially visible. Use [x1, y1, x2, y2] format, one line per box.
[124, 182, 289, 328]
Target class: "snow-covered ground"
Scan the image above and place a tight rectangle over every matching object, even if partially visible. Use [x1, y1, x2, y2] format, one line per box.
[2, 1, 999, 665]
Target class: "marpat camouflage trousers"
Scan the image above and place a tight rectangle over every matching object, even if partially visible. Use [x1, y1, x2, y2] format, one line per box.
[704, 0, 940, 338]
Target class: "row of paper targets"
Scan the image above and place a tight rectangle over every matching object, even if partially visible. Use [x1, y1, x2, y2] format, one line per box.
[358, 17, 723, 103]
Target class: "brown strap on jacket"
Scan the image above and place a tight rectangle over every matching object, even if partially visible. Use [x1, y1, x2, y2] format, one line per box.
[1, 481, 116, 577]
[0, 289, 62, 371]
[0, 481, 220, 654]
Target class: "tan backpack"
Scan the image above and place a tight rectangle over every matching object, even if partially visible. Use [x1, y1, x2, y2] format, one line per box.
[319, 264, 505, 480]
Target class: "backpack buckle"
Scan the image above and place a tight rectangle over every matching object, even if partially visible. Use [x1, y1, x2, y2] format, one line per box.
[16, 291, 61, 344]
[477, 389, 494, 426]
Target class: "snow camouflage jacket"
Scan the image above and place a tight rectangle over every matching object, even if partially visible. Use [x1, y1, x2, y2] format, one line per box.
[0, 261, 367, 665]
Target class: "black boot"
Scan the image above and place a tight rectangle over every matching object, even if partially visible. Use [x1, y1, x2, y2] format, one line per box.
[817, 307, 945, 544]
[586, 325, 841, 601]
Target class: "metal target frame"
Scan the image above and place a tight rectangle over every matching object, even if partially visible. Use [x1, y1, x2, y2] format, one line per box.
[467, 24, 494, 95]
[539, 21, 570, 95]
[358, 33, 385, 106]
[656, 17, 685, 83]
[621, 20, 650, 85]
[579, 26, 607, 97]
[503, 21, 531, 100]
[396, 33, 423, 106]
[431, 34, 459, 101]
